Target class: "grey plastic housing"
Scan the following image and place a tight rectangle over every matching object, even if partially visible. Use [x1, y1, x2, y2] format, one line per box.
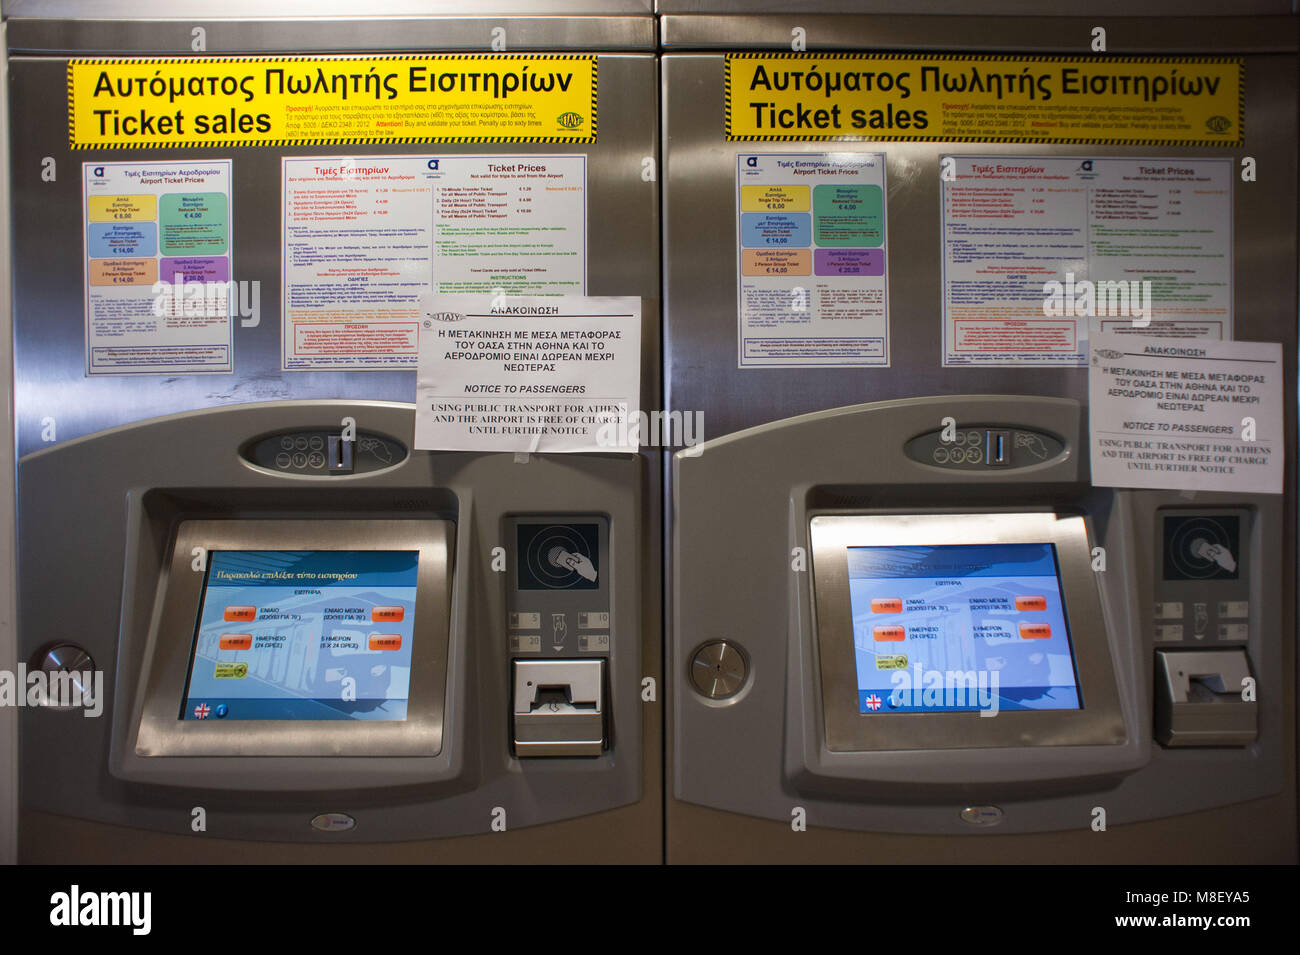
[670, 395, 1285, 834]
[18, 400, 647, 842]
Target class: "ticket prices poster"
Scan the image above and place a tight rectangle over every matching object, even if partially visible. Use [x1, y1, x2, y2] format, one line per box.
[736, 153, 889, 368]
[82, 161, 233, 375]
[941, 156, 1232, 367]
[282, 155, 587, 371]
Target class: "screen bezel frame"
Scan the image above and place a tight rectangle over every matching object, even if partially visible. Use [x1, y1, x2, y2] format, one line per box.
[134, 519, 453, 757]
[809, 512, 1126, 753]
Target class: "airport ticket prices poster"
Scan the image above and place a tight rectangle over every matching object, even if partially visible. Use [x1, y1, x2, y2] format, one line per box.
[81, 161, 234, 376]
[736, 152, 890, 368]
[940, 156, 1233, 367]
[282, 155, 587, 371]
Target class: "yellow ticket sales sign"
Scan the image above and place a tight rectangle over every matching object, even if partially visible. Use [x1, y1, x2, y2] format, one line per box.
[68, 55, 597, 148]
[726, 54, 1242, 146]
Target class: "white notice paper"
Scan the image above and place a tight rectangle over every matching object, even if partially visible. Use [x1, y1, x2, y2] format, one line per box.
[415, 295, 641, 454]
[282, 155, 587, 371]
[1089, 332, 1281, 494]
[942, 157, 1232, 367]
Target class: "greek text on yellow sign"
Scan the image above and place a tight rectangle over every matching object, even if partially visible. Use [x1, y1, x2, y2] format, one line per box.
[726, 54, 1242, 146]
[69, 55, 598, 148]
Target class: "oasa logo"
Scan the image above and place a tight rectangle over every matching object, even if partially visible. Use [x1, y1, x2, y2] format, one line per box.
[557, 111, 584, 129]
[1205, 115, 1232, 134]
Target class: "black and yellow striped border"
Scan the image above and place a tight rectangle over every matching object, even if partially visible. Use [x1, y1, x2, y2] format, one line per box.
[67, 54, 598, 149]
[724, 52, 1244, 148]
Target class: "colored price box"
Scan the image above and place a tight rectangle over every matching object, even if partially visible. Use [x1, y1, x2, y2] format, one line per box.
[740, 212, 811, 248]
[813, 248, 885, 276]
[740, 184, 810, 212]
[88, 222, 157, 258]
[87, 194, 157, 222]
[741, 248, 810, 276]
[160, 193, 229, 255]
[160, 256, 230, 284]
[813, 184, 884, 247]
[87, 258, 158, 287]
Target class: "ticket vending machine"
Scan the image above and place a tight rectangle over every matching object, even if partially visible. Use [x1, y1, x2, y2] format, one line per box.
[661, 4, 1297, 862]
[7, 2, 661, 863]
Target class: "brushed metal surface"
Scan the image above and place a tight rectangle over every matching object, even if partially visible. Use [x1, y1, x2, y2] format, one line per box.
[7, 16, 657, 54]
[0, 21, 17, 867]
[661, 14, 1300, 52]
[9, 52, 659, 458]
[662, 52, 1298, 441]
[656, 1, 1292, 16]
[5, 0, 653, 14]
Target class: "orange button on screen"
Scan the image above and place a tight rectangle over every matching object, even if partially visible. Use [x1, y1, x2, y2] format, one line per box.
[372, 606, 405, 622]
[219, 633, 253, 650]
[368, 634, 403, 651]
[1019, 623, 1052, 639]
[1015, 595, 1048, 612]
[870, 598, 903, 613]
[873, 626, 906, 642]
[223, 606, 256, 622]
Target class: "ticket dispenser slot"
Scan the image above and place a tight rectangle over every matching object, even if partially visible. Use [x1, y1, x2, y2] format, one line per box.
[1155, 650, 1257, 747]
[513, 660, 606, 757]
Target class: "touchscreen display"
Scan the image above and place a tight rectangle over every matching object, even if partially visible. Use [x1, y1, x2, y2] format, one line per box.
[181, 550, 418, 721]
[847, 543, 1082, 714]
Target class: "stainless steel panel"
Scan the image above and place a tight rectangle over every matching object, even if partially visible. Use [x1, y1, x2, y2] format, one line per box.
[7, 16, 656, 54]
[661, 15, 1300, 52]
[0, 21, 18, 867]
[662, 53, 1297, 440]
[9, 52, 659, 457]
[6, 1, 654, 14]
[658, 1, 1293, 15]
[18, 400, 660, 848]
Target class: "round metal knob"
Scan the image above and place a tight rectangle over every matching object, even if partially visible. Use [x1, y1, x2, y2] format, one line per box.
[34, 644, 96, 710]
[690, 641, 747, 699]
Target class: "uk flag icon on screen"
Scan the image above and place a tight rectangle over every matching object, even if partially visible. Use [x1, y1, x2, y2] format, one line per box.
[865, 694, 883, 711]
[193, 703, 211, 720]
